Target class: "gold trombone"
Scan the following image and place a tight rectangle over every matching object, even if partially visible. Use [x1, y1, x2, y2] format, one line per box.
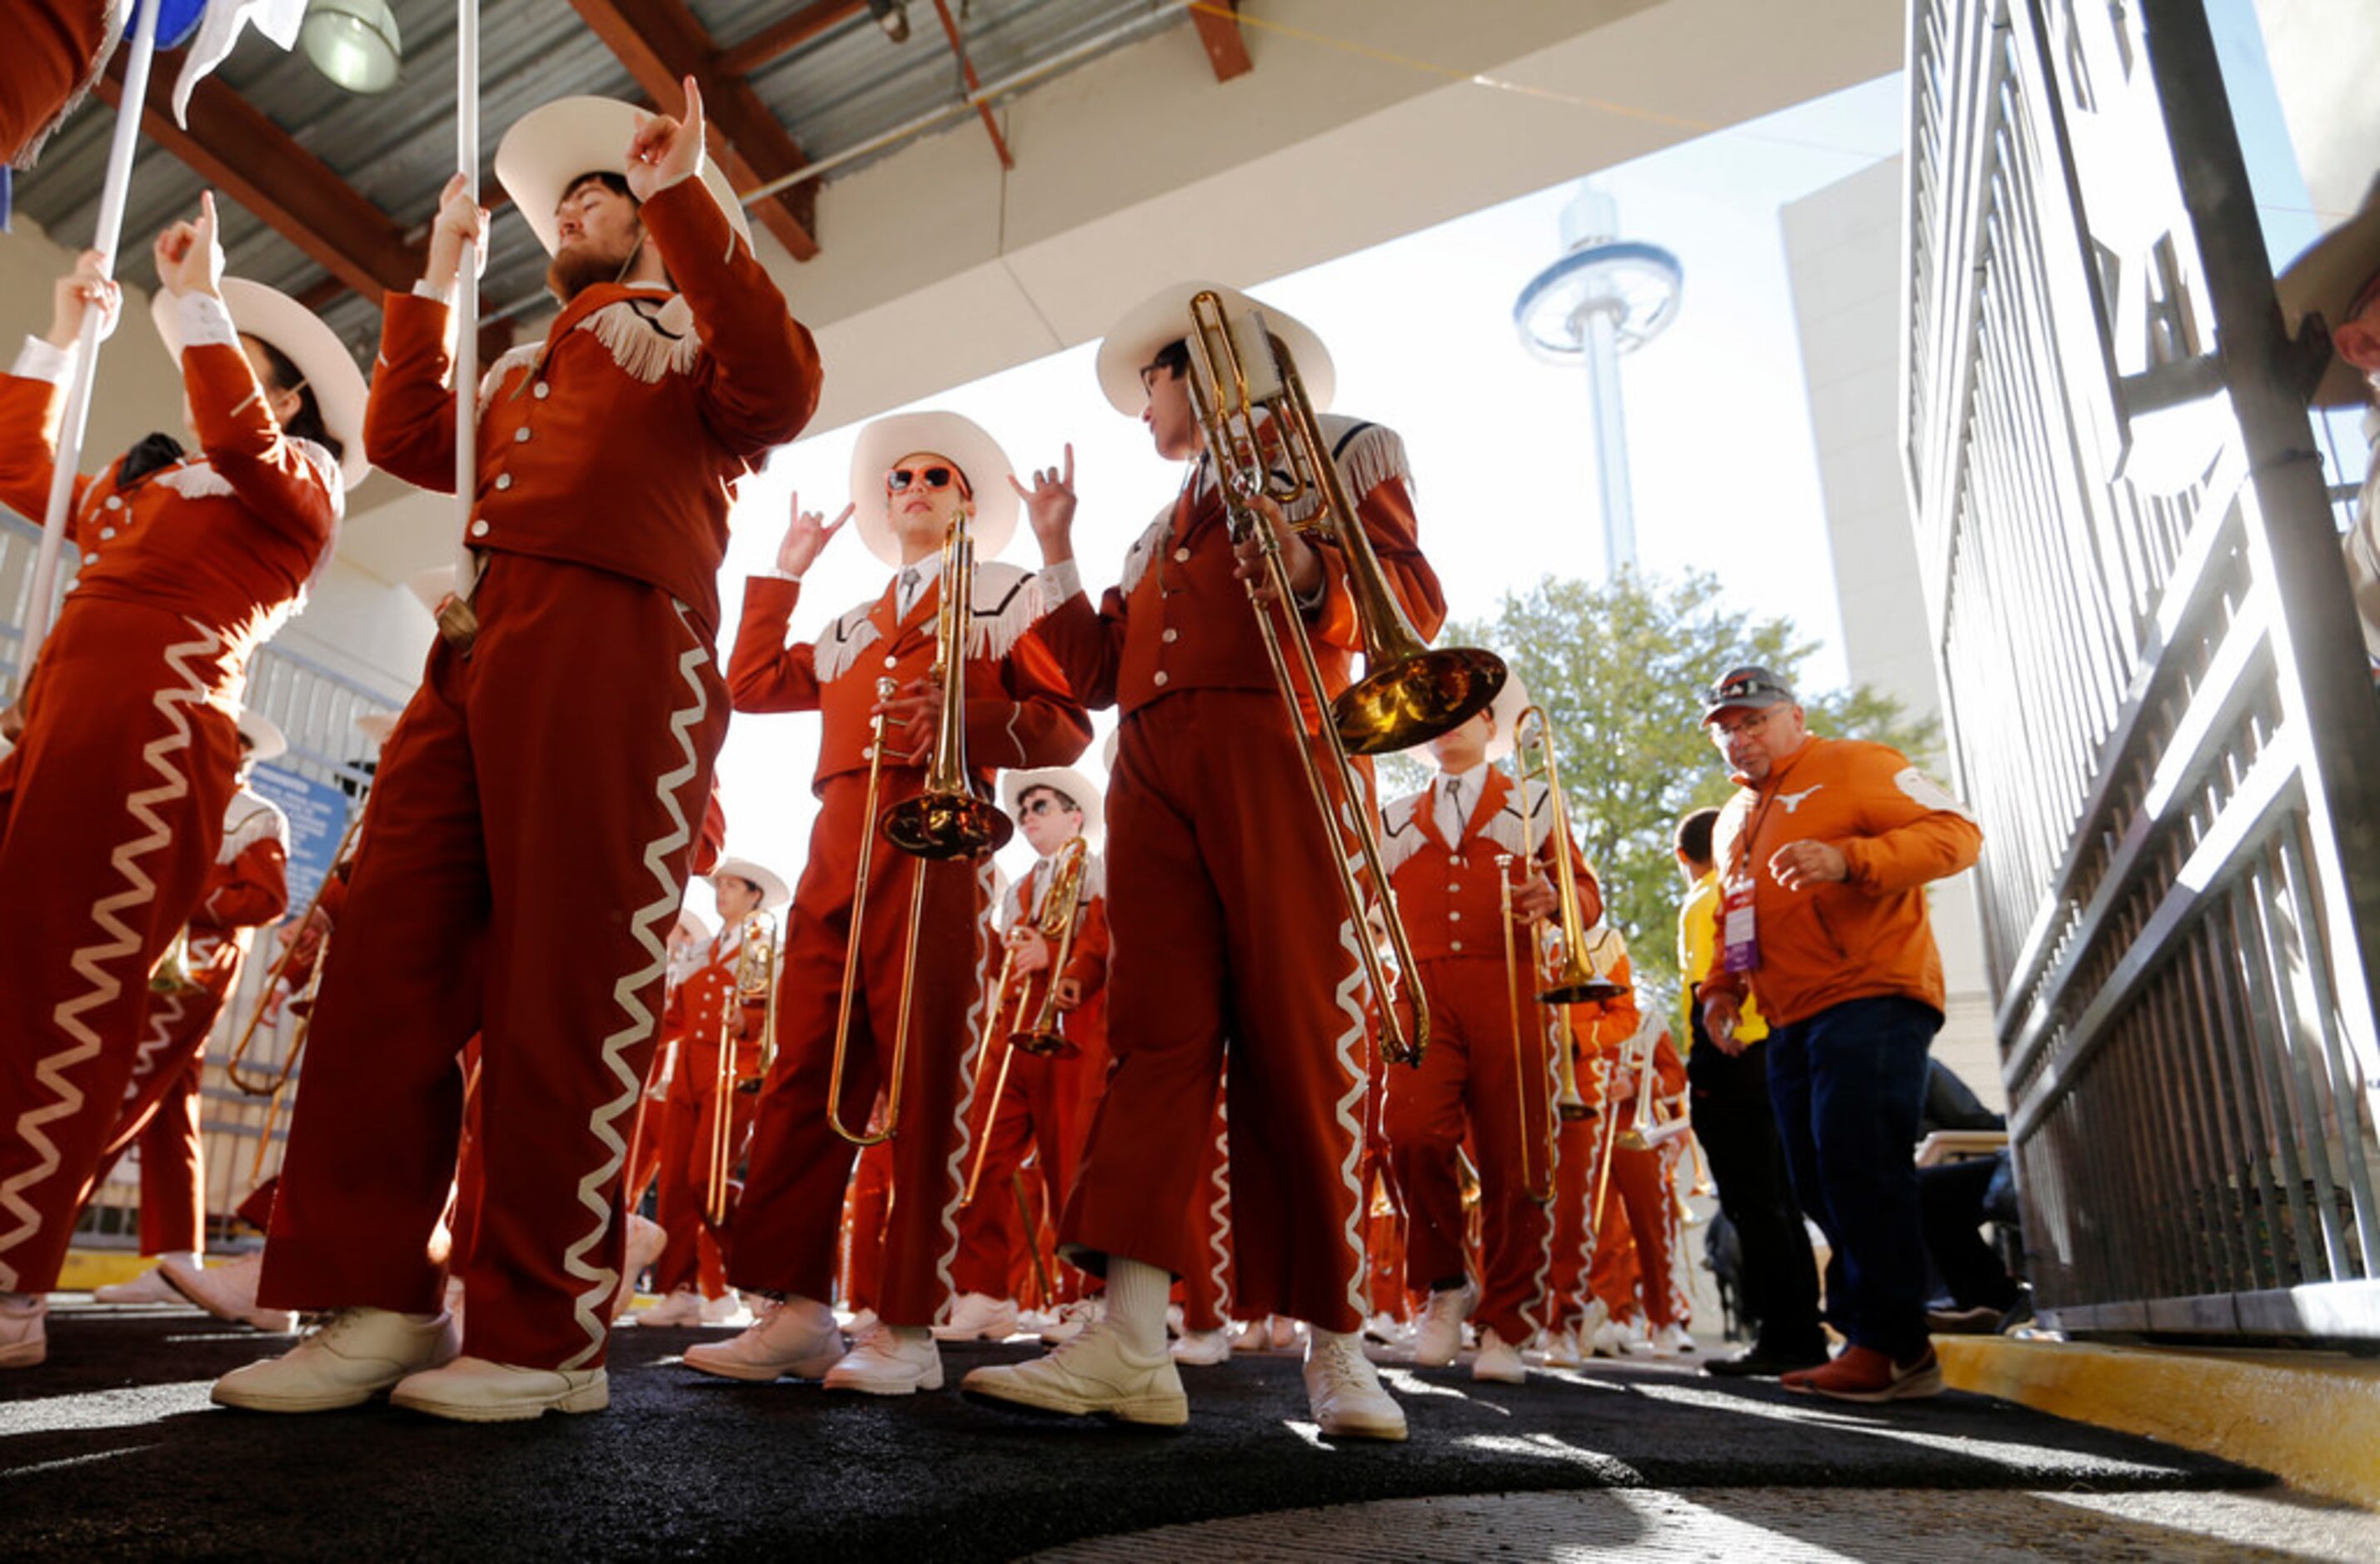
[827, 512, 1013, 1147]
[705, 911, 781, 1226]
[1181, 288, 1507, 1066]
[962, 837, 1090, 1205]
[1511, 705, 1626, 1009]
[1497, 854, 1557, 1204]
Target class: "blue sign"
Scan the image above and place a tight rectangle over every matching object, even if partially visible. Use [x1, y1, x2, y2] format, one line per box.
[247, 765, 354, 918]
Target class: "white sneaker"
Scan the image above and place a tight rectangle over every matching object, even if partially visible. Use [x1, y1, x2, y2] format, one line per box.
[94, 1260, 194, 1305]
[700, 1292, 752, 1328]
[390, 1355, 608, 1422]
[1038, 1295, 1101, 1346]
[1530, 1326, 1584, 1369]
[682, 1298, 844, 1382]
[0, 1293, 46, 1369]
[1410, 1280, 1477, 1367]
[1472, 1327, 1526, 1385]
[1363, 1311, 1407, 1347]
[630, 1288, 706, 1328]
[1648, 1322, 1695, 1358]
[607, 1213, 666, 1322]
[1170, 1327, 1232, 1366]
[1598, 1314, 1650, 1357]
[931, 1291, 1020, 1342]
[961, 1318, 1190, 1425]
[212, 1307, 460, 1412]
[159, 1253, 299, 1333]
[1303, 1329, 1406, 1441]
[825, 1322, 943, 1395]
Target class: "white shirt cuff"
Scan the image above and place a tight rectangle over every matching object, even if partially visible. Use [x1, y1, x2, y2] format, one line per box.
[412, 277, 456, 307]
[10, 336, 75, 385]
[763, 567, 803, 584]
[1038, 559, 1084, 602]
[175, 291, 240, 353]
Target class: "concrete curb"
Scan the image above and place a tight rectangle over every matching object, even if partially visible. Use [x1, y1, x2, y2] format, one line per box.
[1937, 1335, 2380, 1509]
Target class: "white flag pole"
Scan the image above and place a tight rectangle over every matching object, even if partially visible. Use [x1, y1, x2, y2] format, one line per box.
[441, 0, 481, 648]
[14, 0, 165, 696]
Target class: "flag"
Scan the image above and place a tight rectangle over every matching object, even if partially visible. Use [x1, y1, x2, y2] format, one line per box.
[172, 0, 308, 127]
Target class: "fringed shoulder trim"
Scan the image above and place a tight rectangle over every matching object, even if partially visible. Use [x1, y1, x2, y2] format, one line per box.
[575, 294, 701, 385]
[966, 561, 1043, 663]
[477, 343, 541, 414]
[1378, 791, 1428, 878]
[220, 790, 292, 863]
[811, 599, 885, 685]
[1116, 509, 1171, 597]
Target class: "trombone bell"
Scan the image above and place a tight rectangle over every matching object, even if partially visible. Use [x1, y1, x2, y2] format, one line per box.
[1541, 973, 1629, 1006]
[1335, 644, 1507, 759]
[881, 791, 1010, 859]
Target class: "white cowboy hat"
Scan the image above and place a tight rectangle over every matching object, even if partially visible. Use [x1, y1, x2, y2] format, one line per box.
[847, 411, 1019, 567]
[405, 565, 457, 617]
[1094, 280, 1335, 419]
[152, 278, 372, 491]
[1000, 765, 1104, 849]
[2278, 174, 2380, 407]
[235, 708, 287, 763]
[354, 711, 399, 749]
[1483, 672, 1532, 764]
[710, 854, 790, 911]
[495, 96, 754, 256]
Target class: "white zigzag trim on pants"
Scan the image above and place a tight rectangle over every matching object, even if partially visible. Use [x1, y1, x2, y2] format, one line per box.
[1328, 914, 1371, 1326]
[1514, 1024, 1559, 1341]
[124, 990, 190, 1106]
[930, 856, 998, 1326]
[1658, 1137, 1694, 1326]
[0, 620, 217, 1291]
[556, 611, 707, 1369]
[1199, 1064, 1232, 1321]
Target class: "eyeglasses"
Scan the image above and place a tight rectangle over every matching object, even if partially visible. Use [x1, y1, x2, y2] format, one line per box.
[1711, 710, 1776, 740]
[887, 466, 959, 493]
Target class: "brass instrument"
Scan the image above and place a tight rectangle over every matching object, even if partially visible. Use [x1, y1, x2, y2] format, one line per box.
[149, 929, 206, 996]
[1182, 288, 1507, 1066]
[705, 911, 780, 1226]
[1497, 854, 1555, 1204]
[828, 511, 1012, 1147]
[962, 837, 1090, 1205]
[1511, 706, 1627, 1009]
[225, 802, 370, 1098]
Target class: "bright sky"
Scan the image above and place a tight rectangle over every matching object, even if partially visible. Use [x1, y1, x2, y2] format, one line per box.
[708, 73, 1910, 891]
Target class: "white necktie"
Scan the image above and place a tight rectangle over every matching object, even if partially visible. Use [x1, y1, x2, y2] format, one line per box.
[1439, 779, 1465, 844]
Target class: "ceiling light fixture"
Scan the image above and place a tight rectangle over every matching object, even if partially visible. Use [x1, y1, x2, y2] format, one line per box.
[867, 0, 912, 43]
[300, 0, 403, 94]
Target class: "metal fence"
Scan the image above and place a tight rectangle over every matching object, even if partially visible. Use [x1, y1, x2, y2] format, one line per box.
[1903, 0, 2380, 1342]
[2, 511, 400, 1252]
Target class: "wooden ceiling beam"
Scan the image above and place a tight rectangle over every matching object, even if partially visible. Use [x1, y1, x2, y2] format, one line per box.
[97, 50, 421, 298]
[568, 0, 821, 261]
[713, 0, 866, 78]
[1190, 0, 1252, 82]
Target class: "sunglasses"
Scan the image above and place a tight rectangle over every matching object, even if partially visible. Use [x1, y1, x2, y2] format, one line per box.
[1016, 797, 1060, 820]
[887, 466, 960, 493]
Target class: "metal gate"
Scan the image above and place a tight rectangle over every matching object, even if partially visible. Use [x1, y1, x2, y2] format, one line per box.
[1904, 0, 2380, 1342]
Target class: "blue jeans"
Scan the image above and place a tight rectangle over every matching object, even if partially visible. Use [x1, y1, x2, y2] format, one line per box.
[1766, 995, 1940, 1360]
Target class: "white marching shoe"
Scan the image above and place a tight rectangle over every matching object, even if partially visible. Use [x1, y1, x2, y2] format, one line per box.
[682, 1298, 844, 1382]
[1038, 1295, 1102, 1345]
[159, 1253, 299, 1333]
[701, 1292, 754, 1328]
[608, 1214, 667, 1322]
[1529, 1325, 1584, 1369]
[1646, 1322, 1695, 1359]
[931, 1292, 1020, 1342]
[825, 1322, 944, 1395]
[391, 1355, 608, 1422]
[1304, 1329, 1406, 1441]
[962, 1317, 1190, 1426]
[1410, 1279, 1478, 1367]
[212, 1307, 459, 1412]
[1472, 1327, 1526, 1385]
[1597, 1313, 1650, 1357]
[1170, 1327, 1233, 1367]
[631, 1288, 706, 1328]
[94, 1259, 194, 1305]
[0, 1293, 47, 1369]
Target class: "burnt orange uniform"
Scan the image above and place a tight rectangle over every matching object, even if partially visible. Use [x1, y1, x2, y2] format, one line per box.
[0, 302, 337, 1296]
[651, 926, 766, 1298]
[1379, 766, 1599, 1345]
[1545, 940, 1641, 1335]
[1039, 419, 1444, 1334]
[260, 177, 821, 1373]
[725, 565, 1090, 1327]
[2, 0, 115, 167]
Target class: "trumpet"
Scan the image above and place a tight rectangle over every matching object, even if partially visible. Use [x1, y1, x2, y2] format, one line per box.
[962, 838, 1090, 1205]
[1182, 288, 1507, 1066]
[827, 511, 1013, 1148]
[705, 911, 781, 1227]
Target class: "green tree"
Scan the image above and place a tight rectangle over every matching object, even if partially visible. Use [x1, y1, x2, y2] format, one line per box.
[1378, 569, 1937, 1004]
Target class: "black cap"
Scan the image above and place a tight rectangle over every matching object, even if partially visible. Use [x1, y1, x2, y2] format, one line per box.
[1701, 665, 1797, 724]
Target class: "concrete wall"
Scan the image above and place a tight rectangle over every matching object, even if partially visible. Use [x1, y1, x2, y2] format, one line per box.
[2251, 0, 2380, 219]
[1779, 156, 2003, 1113]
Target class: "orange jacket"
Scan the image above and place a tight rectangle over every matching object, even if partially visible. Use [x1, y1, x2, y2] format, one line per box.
[1699, 735, 1981, 1028]
[1380, 766, 1602, 966]
[2, 1, 114, 164]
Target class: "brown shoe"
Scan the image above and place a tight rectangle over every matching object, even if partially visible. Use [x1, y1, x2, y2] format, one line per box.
[1790, 1343, 1943, 1402]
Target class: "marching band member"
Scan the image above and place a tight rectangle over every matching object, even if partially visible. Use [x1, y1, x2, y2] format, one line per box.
[1376, 679, 1599, 1384]
[0, 197, 357, 1369]
[91, 710, 292, 1306]
[1539, 924, 1641, 1360]
[608, 902, 715, 1320]
[636, 859, 786, 1327]
[965, 281, 1446, 1439]
[1583, 1004, 1695, 1358]
[941, 766, 1111, 1343]
[217, 86, 820, 1420]
[687, 412, 1090, 1396]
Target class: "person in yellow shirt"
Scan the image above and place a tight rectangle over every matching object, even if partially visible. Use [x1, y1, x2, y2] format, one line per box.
[1675, 805, 1828, 1378]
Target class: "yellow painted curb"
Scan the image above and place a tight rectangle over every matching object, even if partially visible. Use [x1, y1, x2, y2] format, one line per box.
[57, 1250, 158, 1292]
[1938, 1336, 2380, 1510]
